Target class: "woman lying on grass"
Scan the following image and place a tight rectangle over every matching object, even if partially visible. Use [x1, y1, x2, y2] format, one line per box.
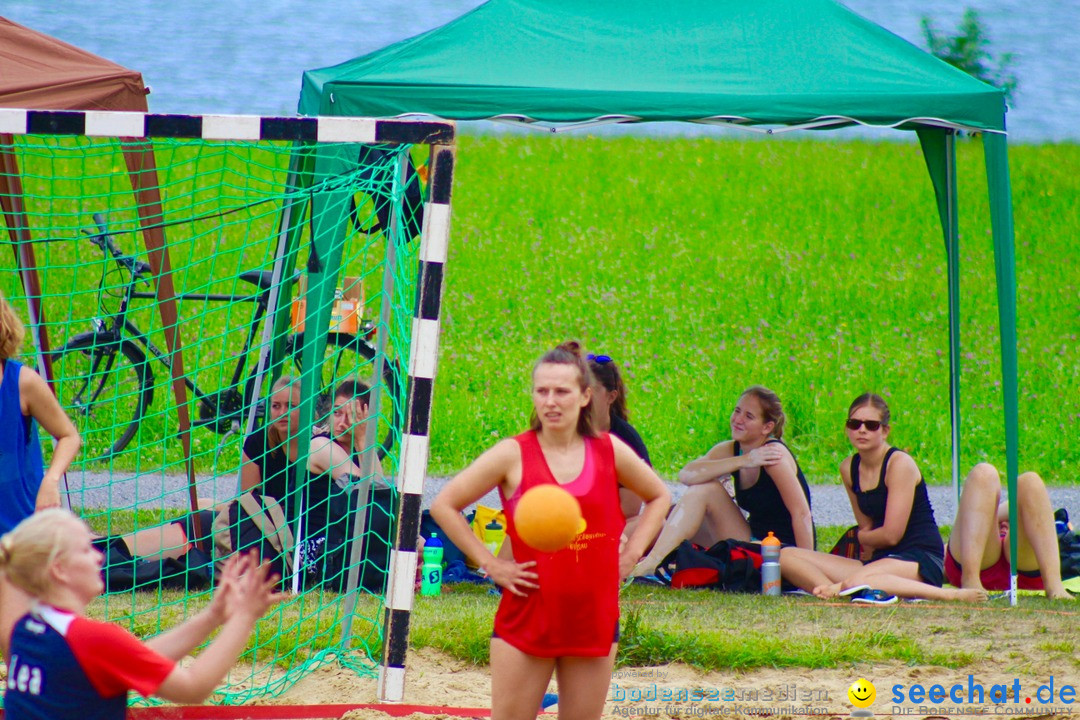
[631, 386, 814, 578]
[780, 393, 986, 603]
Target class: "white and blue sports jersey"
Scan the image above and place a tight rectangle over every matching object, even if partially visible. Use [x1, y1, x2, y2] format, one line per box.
[4, 604, 175, 720]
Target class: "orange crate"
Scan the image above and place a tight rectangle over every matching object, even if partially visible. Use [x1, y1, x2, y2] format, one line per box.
[291, 276, 363, 334]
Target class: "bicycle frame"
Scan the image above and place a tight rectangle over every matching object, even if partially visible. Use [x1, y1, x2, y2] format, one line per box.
[80, 224, 284, 432]
[58, 215, 400, 462]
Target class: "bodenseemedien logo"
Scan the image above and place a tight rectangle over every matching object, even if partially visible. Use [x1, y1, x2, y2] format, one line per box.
[848, 678, 876, 718]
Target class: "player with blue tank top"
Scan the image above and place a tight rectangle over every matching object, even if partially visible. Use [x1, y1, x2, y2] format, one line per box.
[0, 291, 83, 660]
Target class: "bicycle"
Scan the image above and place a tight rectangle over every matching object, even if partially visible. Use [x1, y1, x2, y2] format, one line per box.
[51, 213, 403, 462]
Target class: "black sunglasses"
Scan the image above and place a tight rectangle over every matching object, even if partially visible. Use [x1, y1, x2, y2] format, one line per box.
[845, 419, 883, 431]
[587, 353, 613, 365]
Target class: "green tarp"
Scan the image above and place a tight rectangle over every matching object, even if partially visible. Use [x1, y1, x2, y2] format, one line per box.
[300, 0, 1005, 132]
[299, 0, 1023, 597]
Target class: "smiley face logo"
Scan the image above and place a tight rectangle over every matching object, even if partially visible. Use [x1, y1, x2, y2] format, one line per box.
[848, 678, 876, 708]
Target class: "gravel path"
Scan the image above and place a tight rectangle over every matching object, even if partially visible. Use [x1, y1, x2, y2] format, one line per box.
[65, 470, 1080, 526]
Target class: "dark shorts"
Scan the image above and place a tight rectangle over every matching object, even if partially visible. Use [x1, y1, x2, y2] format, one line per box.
[875, 548, 945, 588]
[178, 510, 216, 551]
[944, 539, 1043, 591]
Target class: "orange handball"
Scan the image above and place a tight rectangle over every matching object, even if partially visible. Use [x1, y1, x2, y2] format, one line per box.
[513, 485, 585, 553]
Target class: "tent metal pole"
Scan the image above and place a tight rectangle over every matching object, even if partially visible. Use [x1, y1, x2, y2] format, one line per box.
[982, 132, 1020, 606]
[944, 132, 962, 502]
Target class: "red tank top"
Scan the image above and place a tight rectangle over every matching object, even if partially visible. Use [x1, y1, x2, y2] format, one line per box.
[493, 430, 624, 657]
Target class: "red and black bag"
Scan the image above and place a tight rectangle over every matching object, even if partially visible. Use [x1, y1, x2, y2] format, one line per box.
[829, 525, 862, 560]
[655, 539, 764, 592]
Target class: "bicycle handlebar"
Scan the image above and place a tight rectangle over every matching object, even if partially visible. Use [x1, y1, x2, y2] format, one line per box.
[86, 213, 154, 280]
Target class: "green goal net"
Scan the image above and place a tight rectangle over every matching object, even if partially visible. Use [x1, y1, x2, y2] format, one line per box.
[0, 112, 451, 704]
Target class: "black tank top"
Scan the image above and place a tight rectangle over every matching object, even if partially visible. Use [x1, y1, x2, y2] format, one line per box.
[851, 448, 943, 559]
[732, 439, 815, 548]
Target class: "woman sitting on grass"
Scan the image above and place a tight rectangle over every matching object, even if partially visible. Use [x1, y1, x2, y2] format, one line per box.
[780, 393, 986, 603]
[430, 341, 669, 720]
[587, 352, 651, 529]
[240, 376, 361, 586]
[0, 509, 282, 718]
[631, 385, 814, 578]
[947, 463, 1073, 600]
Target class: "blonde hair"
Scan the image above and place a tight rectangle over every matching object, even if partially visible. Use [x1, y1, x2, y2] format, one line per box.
[266, 375, 301, 450]
[0, 509, 82, 597]
[0, 292, 26, 360]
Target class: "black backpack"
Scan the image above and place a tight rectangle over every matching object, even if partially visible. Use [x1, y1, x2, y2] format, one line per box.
[656, 539, 764, 592]
[1055, 508, 1080, 580]
[318, 482, 397, 594]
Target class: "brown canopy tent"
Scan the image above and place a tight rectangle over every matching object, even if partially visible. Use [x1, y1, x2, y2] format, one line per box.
[0, 16, 200, 518]
[0, 16, 148, 111]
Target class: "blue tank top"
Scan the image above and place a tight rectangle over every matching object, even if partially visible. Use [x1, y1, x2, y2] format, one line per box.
[0, 359, 46, 534]
[851, 447, 943, 559]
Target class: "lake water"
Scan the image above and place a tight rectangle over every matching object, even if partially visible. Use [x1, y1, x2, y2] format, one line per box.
[4, 0, 1077, 143]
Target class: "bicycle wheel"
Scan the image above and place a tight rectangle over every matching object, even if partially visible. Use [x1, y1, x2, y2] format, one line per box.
[287, 332, 403, 459]
[52, 333, 154, 461]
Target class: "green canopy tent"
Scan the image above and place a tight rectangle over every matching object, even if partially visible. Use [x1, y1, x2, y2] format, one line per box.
[299, 0, 1021, 654]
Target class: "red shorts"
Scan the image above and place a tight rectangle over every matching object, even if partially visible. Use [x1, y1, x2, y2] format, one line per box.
[945, 536, 1043, 591]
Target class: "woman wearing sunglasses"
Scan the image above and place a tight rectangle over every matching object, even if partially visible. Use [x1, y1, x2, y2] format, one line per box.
[630, 385, 815, 578]
[587, 353, 651, 527]
[779, 393, 987, 603]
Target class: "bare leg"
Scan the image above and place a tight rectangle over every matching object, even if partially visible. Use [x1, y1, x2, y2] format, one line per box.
[554, 644, 618, 720]
[947, 463, 1003, 590]
[490, 638, 556, 720]
[631, 483, 749, 576]
[621, 487, 643, 543]
[845, 559, 988, 602]
[779, 546, 863, 596]
[0, 576, 33, 661]
[123, 522, 192, 561]
[619, 488, 644, 524]
[1011, 471, 1073, 600]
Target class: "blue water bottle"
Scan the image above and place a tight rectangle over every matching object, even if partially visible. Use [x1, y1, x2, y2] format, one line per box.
[421, 533, 444, 596]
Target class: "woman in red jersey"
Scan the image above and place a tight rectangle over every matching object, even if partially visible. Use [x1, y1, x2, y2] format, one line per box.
[431, 341, 669, 720]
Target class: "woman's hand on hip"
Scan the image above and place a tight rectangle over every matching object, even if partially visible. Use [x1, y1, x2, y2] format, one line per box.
[482, 558, 539, 597]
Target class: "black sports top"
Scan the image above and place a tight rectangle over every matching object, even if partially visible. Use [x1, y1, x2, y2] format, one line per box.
[610, 414, 651, 465]
[732, 439, 815, 548]
[242, 429, 293, 502]
[851, 447, 943, 560]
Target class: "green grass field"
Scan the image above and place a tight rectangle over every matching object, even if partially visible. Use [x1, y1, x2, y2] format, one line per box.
[433, 134, 1080, 484]
[4, 134, 1079, 485]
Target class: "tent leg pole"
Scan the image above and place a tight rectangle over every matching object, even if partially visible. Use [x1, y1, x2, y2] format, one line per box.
[982, 133, 1019, 607]
[943, 132, 962, 504]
